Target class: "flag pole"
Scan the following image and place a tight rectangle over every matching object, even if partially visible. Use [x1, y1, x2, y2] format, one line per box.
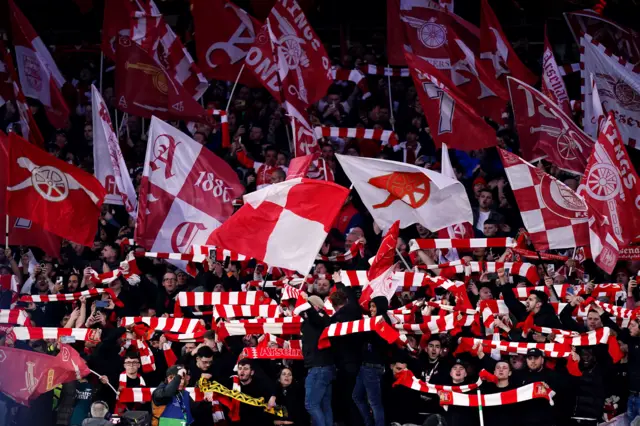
[99, 51, 104, 93]
[226, 64, 245, 112]
[114, 109, 119, 142]
[5, 215, 9, 249]
[396, 247, 411, 271]
[90, 369, 118, 395]
[387, 65, 395, 131]
[477, 389, 485, 426]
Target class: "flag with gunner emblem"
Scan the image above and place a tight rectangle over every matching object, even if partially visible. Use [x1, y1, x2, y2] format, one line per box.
[335, 154, 472, 232]
[135, 116, 244, 257]
[6, 133, 106, 247]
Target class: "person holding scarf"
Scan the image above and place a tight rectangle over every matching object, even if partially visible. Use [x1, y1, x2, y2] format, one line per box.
[151, 365, 194, 426]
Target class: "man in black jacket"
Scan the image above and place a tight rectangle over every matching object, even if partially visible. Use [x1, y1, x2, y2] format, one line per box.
[498, 274, 563, 331]
[352, 296, 390, 426]
[299, 294, 335, 426]
[231, 359, 277, 426]
[518, 348, 566, 426]
[328, 287, 364, 426]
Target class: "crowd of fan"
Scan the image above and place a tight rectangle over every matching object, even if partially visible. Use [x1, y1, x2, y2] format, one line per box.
[1, 36, 640, 426]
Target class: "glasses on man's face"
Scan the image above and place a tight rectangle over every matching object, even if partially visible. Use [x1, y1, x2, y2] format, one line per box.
[163, 277, 177, 282]
[124, 362, 140, 367]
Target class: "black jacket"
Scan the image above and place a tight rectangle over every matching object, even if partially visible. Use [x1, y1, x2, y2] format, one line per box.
[329, 285, 363, 372]
[566, 362, 606, 420]
[481, 382, 517, 426]
[519, 366, 563, 426]
[274, 383, 308, 425]
[500, 283, 563, 329]
[618, 330, 640, 392]
[300, 306, 333, 368]
[361, 296, 392, 366]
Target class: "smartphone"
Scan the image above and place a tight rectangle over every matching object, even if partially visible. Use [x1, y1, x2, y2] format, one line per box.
[95, 301, 109, 309]
[15, 301, 30, 308]
[546, 264, 555, 276]
[60, 335, 76, 344]
[583, 273, 590, 284]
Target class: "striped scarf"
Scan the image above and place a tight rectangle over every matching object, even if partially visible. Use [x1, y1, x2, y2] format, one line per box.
[409, 238, 517, 251]
[212, 305, 281, 319]
[393, 369, 498, 394]
[0, 309, 31, 326]
[318, 316, 399, 349]
[119, 317, 206, 334]
[331, 68, 371, 99]
[437, 382, 555, 407]
[257, 333, 302, 350]
[9, 327, 99, 342]
[313, 126, 399, 149]
[121, 339, 156, 373]
[20, 288, 123, 307]
[553, 327, 623, 362]
[216, 318, 303, 341]
[174, 291, 275, 316]
[358, 64, 410, 77]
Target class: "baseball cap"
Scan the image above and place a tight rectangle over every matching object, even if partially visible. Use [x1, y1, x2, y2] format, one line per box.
[526, 348, 543, 358]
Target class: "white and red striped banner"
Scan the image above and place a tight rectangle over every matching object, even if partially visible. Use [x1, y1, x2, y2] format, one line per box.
[437, 382, 555, 407]
[216, 317, 303, 340]
[212, 305, 281, 319]
[9, 327, 96, 341]
[0, 309, 31, 326]
[119, 317, 206, 334]
[314, 127, 399, 148]
[409, 238, 517, 251]
[359, 65, 410, 77]
[20, 288, 123, 306]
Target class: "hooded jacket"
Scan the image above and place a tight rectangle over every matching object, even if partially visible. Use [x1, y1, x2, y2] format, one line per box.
[361, 296, 392, 366]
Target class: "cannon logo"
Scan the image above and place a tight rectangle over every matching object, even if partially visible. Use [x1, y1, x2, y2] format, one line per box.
[368, 172, 431, 209]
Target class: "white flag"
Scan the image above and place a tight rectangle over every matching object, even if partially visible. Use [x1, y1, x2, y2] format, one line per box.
[581, 34, 640, 148]
[336, 154, 472, 231]
[590, 73, 605, 135]
[91, 85, 137, 217]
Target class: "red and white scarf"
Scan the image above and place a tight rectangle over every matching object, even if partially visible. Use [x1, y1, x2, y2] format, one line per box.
[437, 382, 555, 407]
[120, 317, 206, 334]
[313, 126, 399, 149]
[331, 68, 371, 99]
[340, 270, 457, 292]
[118, 387, 202, 402]
[318, 316, 399, 349]
[89, 254, 141, 285]
[207, 109, 230, 148]
[257, 333, 302, 350]
[216, 317, 303, 340]
[393, 369, 498, 394]
[20, 288, 123, 306]
[119, 372, 146, 390]
[175, 291, 275, 316]
[359, 64, 410, 77]
[241, 346, 303, 360]
[212, 305, 281, 319]
[9, 327, 99, 341]
[0, 309, 31, 325]
[553, 327, 623, 362]
[440, 262, 539, 285]
[409, 238, 517, 251]
[316, 240, 364, 262]
[190, 245, 248, 262]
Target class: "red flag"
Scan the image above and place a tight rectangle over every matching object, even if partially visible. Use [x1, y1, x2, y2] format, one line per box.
[101, 0, 136, 60]
[500, 148, 589, 251]
[9, 0, 70, 129]
[507, 76, 595, 174]
[389, 0, 479, 68]
[1, 41, 44, 147]
[286, 153, 319, 180]
[115, 36, 206, 121]
[0, 344, 89, 405]
[291, 114, 320, 157]
[135, 117, 245, 253]
[6, 133, 106, 247]
[0, 132, 61, 256]
[541, 26, 572, 117]
[207, 179, 349, 274]
[578, 113, 640, 273]
[479, 0, 536, 86]
[191, 0, 262, 86]
[360, 221, 400, 307]
[246, 0, 332, 111]
[405, 51, 497, 151]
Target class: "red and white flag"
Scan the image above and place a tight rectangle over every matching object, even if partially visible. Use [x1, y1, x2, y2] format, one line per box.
[405, 51, 497, 151]
[191, 0, 262, 86]
[0, 40, 44, 147]
[578, 113, 640, 273]
[360, 220, 400, 306]
[0, 132, 61, 256]
[499, 148, 589, 250]
[438, 143, 474, 257]
[206, 179, 349, 274]
[479, 0, 536, 86]
[91, 85, 137, 216]
[336, 153, 472, 232]
[9, 0, 70, 129]
[101, 0, 135, 59]
[0, 344, 89, 405]
[389, 0, 479, 68]
[541, 27, 572, 117]
[581, 33, 640, 148]
[135, 117, 245, 256]
[507, 76, 595, 174]
[6, 133, 106, 247]
[115, 36, 206, 121]
[565, 9, 640, 64]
